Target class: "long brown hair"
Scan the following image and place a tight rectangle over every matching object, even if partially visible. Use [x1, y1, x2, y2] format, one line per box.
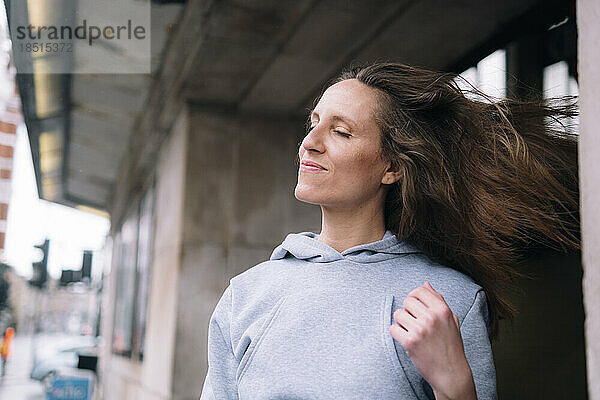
[326, 62, 580, 339]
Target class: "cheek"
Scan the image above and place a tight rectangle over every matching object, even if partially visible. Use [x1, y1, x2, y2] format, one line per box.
[347, 153, 387, 190]
[346, 150, 381, 175]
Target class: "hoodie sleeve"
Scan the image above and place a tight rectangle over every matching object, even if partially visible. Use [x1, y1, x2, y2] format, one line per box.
[200, 285, 239, 400]
[460, 289, 497, 400]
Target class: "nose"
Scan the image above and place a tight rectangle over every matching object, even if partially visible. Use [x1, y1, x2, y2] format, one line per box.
[301, 125, 325, 154]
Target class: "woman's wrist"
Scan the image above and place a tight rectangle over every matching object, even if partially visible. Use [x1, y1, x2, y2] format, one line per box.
[431, 363, 477, 400]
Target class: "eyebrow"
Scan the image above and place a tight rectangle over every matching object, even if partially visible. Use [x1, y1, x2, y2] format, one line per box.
[309, 111, 357, 130]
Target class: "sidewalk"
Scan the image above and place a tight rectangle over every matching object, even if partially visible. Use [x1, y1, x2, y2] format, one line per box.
[0, 335, 45, 400]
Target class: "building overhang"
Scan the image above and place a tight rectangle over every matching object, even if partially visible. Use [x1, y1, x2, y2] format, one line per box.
[7, 0, 184, 212]
[8, 0, 575, 213]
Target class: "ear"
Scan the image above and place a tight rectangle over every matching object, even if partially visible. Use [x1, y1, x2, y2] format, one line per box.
[381, 164, 403, 185]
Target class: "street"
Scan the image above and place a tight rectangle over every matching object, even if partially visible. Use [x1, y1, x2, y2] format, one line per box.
[0, 335, 46, 400]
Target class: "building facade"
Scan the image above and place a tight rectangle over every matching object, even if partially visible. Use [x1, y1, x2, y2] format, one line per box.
[0, 75, 19, 258]
[9, 0, 599, 399]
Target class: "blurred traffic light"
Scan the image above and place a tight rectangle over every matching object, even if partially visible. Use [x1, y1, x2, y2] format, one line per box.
[59, 268, 81, 286]
[60, 250, 93, 286]
[82, 250, 92, 281]
[0, 263, 10, 311]
[30, 239, 49, 289]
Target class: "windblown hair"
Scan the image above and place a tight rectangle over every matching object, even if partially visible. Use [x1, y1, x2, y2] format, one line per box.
[328, 63, 580, 340]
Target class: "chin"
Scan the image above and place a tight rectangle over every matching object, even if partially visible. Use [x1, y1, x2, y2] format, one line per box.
[294, 185, 323, 205]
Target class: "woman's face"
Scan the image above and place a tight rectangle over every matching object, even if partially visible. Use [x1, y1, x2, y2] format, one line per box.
[295, 78, 399, 209]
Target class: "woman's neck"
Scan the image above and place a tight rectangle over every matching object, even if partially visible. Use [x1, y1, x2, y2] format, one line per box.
[317, 199, 387, 253]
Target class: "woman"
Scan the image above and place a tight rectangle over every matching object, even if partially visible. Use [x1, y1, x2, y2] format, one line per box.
[199, 63, 579, 400]
[0, 327, 15, 376]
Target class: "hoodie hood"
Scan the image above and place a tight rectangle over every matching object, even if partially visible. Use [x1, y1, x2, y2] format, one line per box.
[269, 230, 421, 263]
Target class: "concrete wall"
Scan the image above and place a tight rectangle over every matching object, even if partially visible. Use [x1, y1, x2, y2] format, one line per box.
[171, 107, 320, 400]
[100, 109, 188, 400]
[492, 252, 586, 398]
[577, 0, 600, 398]
[101, 101, 322, 400]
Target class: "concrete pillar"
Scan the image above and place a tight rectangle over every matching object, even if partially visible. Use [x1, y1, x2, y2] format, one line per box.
[577, 0, 600, 398]
[492, 252, 586, 399]
[506, 32, 545, 100]
[171, 107, 321, 400]
[496, 24, 588, 399]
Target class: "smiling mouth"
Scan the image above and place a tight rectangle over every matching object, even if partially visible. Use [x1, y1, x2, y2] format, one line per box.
[300, 160, 327, 170]
[300, 162, 327, 172]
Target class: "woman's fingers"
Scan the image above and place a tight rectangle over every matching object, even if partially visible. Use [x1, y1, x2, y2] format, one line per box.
[390, 311, 413, 350]
[453, 313, 460, 331]
[395, 281, 459, 328]
[409, 281, 450, 311]
[393, 308, 415, 328]
[423, 281, 448, 305]
[397, 282, 459, 338]
[390, 282, 475, 398]
[403, 295, 429, 319]
[389, 324, 409, 350]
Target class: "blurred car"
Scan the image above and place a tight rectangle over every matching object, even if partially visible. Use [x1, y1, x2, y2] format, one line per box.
[30, 334, 100, 381]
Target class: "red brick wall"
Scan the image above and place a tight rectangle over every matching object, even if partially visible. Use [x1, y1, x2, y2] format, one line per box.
[0, 82, 20, 253]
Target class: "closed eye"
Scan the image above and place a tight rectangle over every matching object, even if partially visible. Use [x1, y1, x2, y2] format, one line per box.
[305, 124, 351, 138]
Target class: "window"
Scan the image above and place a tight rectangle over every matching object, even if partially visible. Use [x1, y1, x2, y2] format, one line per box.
[456, 49, 507, 100]
[112, 183, 154, 361]
[112, 210, 138, 357]
[133, 186, 154, 360]
[543, 61, 579, 135]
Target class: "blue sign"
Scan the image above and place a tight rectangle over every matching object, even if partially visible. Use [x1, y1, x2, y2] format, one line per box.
[46, 376, 91, 400]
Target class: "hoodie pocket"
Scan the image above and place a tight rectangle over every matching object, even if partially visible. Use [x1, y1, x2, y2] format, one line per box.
[236, 295, 288, 383]
[236, 290, 426, 400]
[382, 295, 427, 400]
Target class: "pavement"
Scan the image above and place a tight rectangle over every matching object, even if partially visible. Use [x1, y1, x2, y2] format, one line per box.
[0, 335, 46, 400]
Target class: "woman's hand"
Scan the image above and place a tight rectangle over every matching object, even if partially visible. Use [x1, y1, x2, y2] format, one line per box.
[389, 281, 477, 400]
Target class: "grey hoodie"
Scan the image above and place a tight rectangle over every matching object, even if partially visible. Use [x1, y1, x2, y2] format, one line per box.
[200, 230, 497, 400]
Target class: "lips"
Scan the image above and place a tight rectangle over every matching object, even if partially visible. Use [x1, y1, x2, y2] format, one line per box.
[301, 160, 327, 170]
